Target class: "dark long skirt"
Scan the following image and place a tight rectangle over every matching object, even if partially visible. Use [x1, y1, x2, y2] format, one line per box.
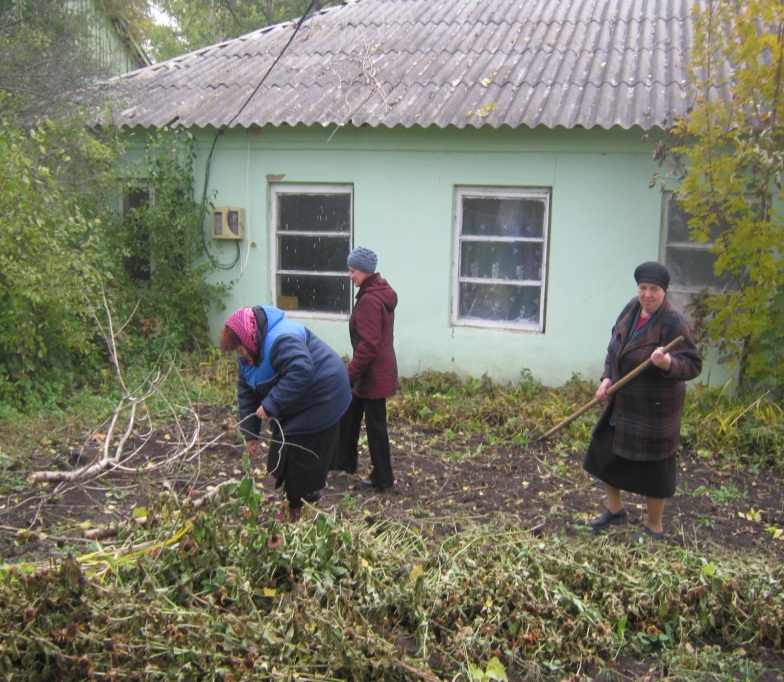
[583, 411, 677, 498]
[267, 421, 341, 503]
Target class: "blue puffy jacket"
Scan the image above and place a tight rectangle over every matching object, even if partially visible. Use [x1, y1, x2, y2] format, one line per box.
[237, 306, 351, 439]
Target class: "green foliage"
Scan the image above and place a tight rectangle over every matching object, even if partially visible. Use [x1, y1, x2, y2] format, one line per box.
[0, 367, 782, 678]
[468, 656, 508, 681]
[393, 372, 783, 470]
[0, 509, 781, 680]
[396, 371, 594, 454]
[0, 0, 119, 118]
[681, 382, 784, 470]
[1, 4, 112, 407]
[94, 0, 151, 46]
[0, 113, 226, 409]
[0, 1, 231, 411]
[150, 0, 342, 61]
[0, 2, 144, 409]
[394, 370, 557, 446]
[654, 0, 784, 396]
[104, 127, 227, 365]
[0, 109, 112, 408]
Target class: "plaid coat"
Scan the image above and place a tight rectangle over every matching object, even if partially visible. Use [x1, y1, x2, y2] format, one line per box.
[599, 296, 702, 462]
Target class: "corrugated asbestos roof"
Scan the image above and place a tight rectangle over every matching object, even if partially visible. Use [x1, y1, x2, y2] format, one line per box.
[102, 0, 698, 131]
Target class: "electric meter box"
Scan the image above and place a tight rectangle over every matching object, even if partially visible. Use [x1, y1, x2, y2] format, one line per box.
[211, 207, 244, 239]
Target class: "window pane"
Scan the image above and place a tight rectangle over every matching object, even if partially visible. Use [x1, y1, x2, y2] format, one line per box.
[666, 195, 692, 243]
[663, 192, 741, 297]
[276, 274, 350, 314]
[666, 246, 736, 291]
[459, 282, 541, 324]
[122, 187, 151, 281]
[455, 188, 549, 330]
[278, 234, 350, 271]
[124, 187, 150, 212]
[272, 186, 353, 315]
[277, 193, 351, 233]
[462, 197, 545, 238]
[460, 241, 543, 281]
[666, 194, 726, 243]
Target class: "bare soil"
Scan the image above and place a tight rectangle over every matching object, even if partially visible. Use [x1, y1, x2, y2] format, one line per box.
[1, 407, 783, 679]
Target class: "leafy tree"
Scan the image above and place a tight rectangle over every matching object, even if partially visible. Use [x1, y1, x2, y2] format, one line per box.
[0, 105, 116, 407]
[0, 2, 225, 409]
[1, 0, 99, 120]
[0, 1, 127, 407]
[105, 128, 228, 362]
[0, 0, 150, 117]
[95, 0, 151, 47]
[655, 0, 784, 396]
[150, 0, 341, 61]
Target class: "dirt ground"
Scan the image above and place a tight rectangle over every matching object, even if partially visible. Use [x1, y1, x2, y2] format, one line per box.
[5, 409, 780, 560]
[1, 407, 783, 677]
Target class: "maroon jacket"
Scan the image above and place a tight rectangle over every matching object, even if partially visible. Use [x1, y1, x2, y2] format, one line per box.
[600, 296, 702, 462]
[348, 273, 398, 399]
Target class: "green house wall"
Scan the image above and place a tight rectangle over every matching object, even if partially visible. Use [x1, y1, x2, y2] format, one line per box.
[67, 0, 148, 75]
[178, 123, 726, 387]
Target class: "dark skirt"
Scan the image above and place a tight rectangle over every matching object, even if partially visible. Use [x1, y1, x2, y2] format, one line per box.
[583, 411, 677, 498]
[267, 421, 341, 502]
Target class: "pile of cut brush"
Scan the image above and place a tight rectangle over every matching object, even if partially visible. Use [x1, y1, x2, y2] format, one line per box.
[1, 483, 782, 681]
[2, 364, 783, 680]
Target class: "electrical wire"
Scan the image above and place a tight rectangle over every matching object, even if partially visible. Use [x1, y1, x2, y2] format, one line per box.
[200, 0, 323, 270]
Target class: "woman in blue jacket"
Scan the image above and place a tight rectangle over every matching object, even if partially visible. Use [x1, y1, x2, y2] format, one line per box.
[221, 305, 351, 522]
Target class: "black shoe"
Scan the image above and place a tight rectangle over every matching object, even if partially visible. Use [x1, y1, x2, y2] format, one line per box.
[630, 525, 665, 543]
[589, 507, 628, 529]
[303, 491, 321, 503]
[360, 479, 391, 492]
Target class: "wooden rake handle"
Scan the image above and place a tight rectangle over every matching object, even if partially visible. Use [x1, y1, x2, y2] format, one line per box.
[534, 335, 684, 443]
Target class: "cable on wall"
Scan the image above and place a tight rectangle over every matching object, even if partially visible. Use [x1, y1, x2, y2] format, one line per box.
[199, 0, 323, 270]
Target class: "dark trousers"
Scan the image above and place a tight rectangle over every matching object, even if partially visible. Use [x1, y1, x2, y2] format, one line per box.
[338, 394, 394, 488]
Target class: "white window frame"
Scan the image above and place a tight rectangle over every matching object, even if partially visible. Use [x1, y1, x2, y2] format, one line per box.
[452, 187, 550, 331]
[270, 183, 353, 319]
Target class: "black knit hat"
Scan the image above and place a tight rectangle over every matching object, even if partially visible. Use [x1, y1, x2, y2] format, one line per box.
[634, 261, 670, 291]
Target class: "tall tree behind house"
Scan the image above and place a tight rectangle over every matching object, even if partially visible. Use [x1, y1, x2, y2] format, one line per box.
[149, 0, 341, 62]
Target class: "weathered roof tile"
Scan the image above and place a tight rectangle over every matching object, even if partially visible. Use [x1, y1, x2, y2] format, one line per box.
[102, 0, 698, 131]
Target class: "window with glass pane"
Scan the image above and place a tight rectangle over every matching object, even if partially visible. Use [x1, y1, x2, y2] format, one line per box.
[272, 185, 352, 315]
[661, 192, 739, 313]
[454, 188, 550, 331]
[122, 186, 152, 281]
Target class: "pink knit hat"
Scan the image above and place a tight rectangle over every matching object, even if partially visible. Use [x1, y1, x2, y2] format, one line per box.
[225, 307, 258, 356]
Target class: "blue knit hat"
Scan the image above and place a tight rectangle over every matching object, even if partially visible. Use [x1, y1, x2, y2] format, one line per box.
[347, 246, 378, 274]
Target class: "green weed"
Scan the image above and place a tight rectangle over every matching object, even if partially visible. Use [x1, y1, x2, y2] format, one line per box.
[683, 383, 784, 469]
[1, 375, 783, 681]
[709, 484, 746, 506]
[396, 371, 783, 470]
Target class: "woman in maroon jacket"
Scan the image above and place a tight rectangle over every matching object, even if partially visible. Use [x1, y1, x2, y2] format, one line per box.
[584, 261, 702, 540]
[338, 246, 398, 491]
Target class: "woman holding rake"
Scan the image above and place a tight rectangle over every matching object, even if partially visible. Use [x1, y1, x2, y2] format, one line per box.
[583, 261, 701, 540]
